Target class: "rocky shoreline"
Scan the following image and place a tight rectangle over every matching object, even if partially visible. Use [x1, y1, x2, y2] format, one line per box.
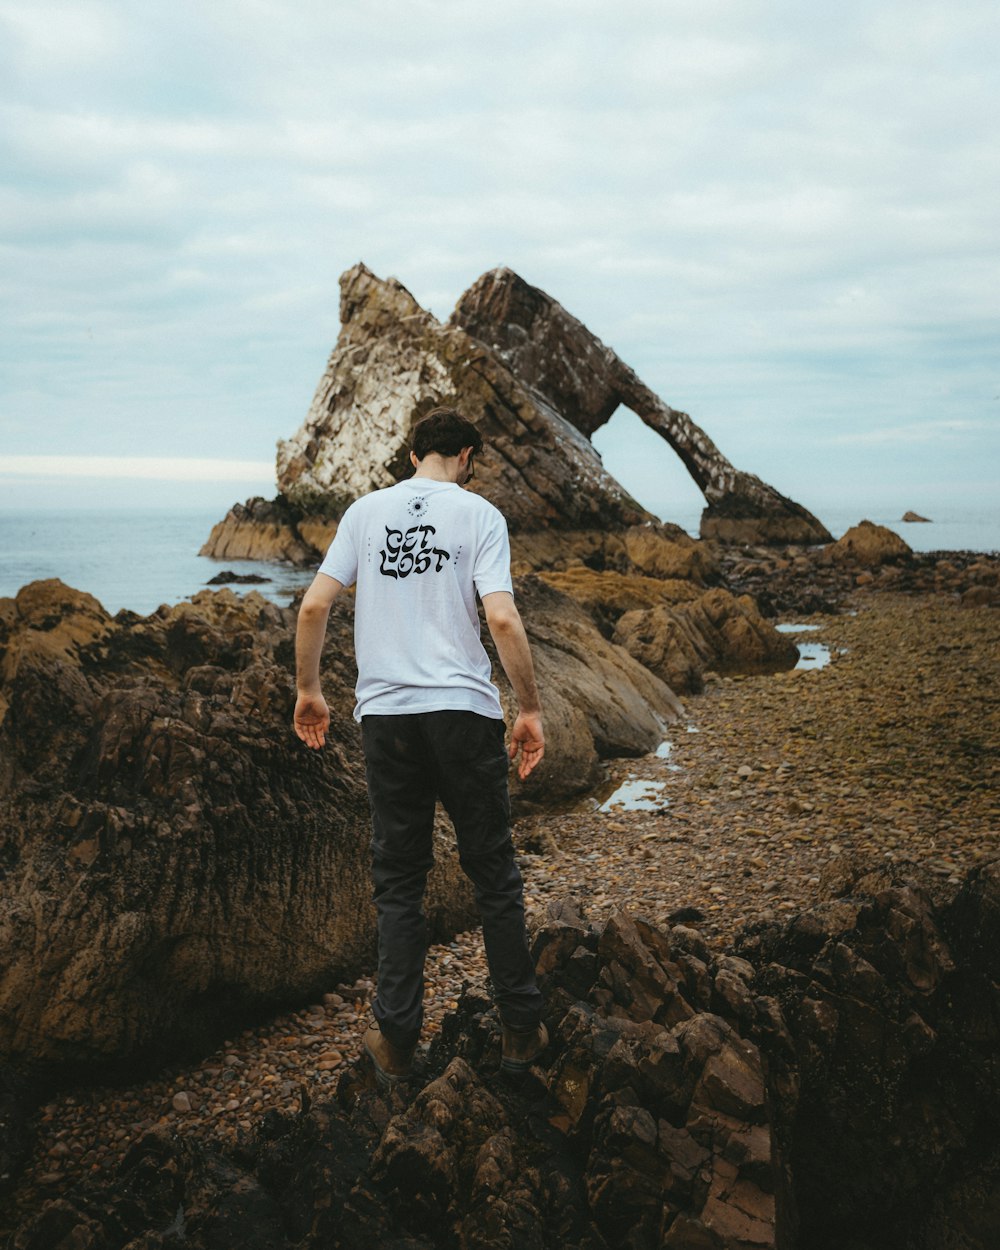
[3, 578, 998, 1246]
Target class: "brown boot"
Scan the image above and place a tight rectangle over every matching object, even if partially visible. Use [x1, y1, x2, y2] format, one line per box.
[500, 1021, 549, 1073]
[363, 1021, 415, 1088]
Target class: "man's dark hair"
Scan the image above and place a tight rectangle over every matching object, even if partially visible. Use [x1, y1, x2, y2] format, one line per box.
[411, 407, 483, 460]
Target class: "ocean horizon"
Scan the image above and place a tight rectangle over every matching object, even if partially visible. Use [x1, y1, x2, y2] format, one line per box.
[1, 502, 997, 619]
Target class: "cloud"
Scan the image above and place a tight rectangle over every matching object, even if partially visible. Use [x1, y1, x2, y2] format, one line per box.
[0, 0, 997, 512]
[0, 455, 275, 481]
[822, 420, 993, 448]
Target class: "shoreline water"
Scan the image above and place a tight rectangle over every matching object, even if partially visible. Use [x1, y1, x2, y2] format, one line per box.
[1, 503, 997, 618]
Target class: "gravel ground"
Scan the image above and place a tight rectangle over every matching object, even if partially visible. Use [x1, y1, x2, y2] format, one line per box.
[5, 590, 999, 1235]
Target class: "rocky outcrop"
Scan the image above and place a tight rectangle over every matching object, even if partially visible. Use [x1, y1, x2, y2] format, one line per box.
[13, 862, 1000, 1250]
[0, 575, 690, 1073]
[199, 496, 334, 565]
[453, 267, 831, 547]
[273, 263, 651, 536]
[493, 578, 684, 804]
[901, 511, 931, 523]
[0, 580, 474, 1074]
[715, 544, 1000, 618]
[613, 588, 800, 694]
[821, 520, 912, 567]
[204, 263, 829, 563]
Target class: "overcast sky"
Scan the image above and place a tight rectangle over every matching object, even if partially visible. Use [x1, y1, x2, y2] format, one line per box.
[1, 0, 997, 520]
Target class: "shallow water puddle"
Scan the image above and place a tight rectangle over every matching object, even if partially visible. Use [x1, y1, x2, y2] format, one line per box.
[776, 623, 833, 670]
[599, 778, 669, 813]
[794, 643, 832, 669]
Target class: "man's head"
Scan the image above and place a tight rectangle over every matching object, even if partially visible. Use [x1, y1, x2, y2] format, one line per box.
[411, 408, 483, 461]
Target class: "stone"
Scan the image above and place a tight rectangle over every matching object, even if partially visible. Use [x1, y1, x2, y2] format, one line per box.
[821, 520, 913, 567]
[613, 587, 799, 694]
[901, 511, 931, 522]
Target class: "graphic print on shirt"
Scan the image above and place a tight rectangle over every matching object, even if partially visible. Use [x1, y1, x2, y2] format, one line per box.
[379, 523, 451, 579]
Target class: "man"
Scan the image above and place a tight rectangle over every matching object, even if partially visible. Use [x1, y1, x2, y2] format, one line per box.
[293, 408, 547, 1086]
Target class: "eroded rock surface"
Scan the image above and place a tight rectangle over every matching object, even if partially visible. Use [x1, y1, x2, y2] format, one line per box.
[453, 267, 831, 547]
[613, 588, 800, 695]
[0, 573, 689, 1075]
[13, 864, 1000, 1250]
[203, 262, 830, 563]
[0, 580, 474, 1075]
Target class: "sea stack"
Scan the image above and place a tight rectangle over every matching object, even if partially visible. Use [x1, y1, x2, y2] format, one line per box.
[201, 263, 831, 565]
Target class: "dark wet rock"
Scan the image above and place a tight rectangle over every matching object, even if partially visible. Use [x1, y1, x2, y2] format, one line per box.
[11, 863, 1000, 1248]
[0, 579, 474, 1079]
[205, 571, 272, 585]
[715, 545, 1000, 617]
[0, 574, 687, 1096]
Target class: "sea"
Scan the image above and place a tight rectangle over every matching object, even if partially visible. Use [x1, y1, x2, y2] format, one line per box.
[0, 504, 997, 619]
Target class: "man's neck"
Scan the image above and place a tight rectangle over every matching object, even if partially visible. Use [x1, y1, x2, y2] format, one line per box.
[412, 454, 460, 483]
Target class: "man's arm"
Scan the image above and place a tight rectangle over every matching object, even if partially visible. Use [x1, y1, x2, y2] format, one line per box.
[482, 590, 544, 780]
[293, 572, 343, 750]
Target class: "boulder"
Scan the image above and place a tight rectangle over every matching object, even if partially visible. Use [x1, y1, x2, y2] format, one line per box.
[822, 520, 912, 567]
[901, 511, 931, 523]
[0, 580, 474, 1074]
[497, 577, 685, 804]
[613, 587, 800, 694]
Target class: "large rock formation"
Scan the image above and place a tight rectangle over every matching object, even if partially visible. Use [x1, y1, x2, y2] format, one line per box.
[202, 263, 829, 564]
[12, 862, 1000, 1249]
[0, 575, 684, 1075]
[0, 580, 473, 1075]
[452, 267, 831, 547]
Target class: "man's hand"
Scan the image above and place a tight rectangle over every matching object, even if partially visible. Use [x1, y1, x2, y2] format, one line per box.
[294, 691, 330, 750]
[509, 711, 544, 781]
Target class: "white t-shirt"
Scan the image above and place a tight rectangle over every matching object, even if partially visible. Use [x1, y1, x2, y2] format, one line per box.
[318, 479, 513, 722]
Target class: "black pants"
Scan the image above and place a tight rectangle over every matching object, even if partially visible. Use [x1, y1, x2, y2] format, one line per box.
[361, 710, 542, 1051]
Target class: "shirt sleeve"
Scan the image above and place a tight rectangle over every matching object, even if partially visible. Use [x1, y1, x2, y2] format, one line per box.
[473, 508, 514, 599]
[318, 508, 359, 588]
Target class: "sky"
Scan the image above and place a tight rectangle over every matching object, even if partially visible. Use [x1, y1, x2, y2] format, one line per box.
[1, 0, 998, 521]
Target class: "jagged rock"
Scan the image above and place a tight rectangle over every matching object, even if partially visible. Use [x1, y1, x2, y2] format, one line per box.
[821, 520, 913, 567]
[206, 571, 272, 585]
[734, 858, 1000, 1249]
[204, 263, 830, 562]
[613, 587, 800, 694]
[12, 865, 1000, 1249]
[0, 579, 474, 1075]
[452, 267, 831, 547]
[901, 511, 931, 523]
[274, 263, 650, 535]
[199, 496, 321, 564]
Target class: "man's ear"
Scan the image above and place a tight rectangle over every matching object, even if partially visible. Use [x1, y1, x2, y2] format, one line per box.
[409, 450, 420, 468]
